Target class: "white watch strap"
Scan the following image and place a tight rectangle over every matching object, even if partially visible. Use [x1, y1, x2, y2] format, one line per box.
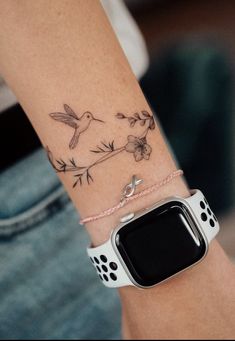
[184, 189, 219, 243]
[87, 189, 220, 288]
[87, 238, 133, 288]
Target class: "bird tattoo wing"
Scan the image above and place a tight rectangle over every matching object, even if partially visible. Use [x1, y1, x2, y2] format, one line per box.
[64, 104, 79, 119]
[49, 112, 78, 129]
[49, 104, 79, 129]
[49, 104, 80, 149]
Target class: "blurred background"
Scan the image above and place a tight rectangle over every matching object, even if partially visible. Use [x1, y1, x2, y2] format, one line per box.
[0, 0, 234, 338]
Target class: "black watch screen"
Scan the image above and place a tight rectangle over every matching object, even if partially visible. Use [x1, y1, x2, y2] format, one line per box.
[115, 201, 207, 287]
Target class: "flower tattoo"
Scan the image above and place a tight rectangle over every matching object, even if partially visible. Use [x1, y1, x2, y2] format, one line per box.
[46, 110, 155, 188]
[125, 135, 152, 161]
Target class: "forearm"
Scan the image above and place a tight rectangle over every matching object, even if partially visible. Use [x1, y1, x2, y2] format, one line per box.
[0, 0, 189, 245]
[0, 1, 234, 339]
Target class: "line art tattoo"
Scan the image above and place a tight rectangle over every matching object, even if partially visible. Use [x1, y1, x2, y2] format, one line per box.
[46, 110, 155, 188]
[49, 104, 104, 149]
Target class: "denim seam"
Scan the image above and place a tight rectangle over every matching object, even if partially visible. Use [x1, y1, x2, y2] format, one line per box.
[0, 186, 71, 237]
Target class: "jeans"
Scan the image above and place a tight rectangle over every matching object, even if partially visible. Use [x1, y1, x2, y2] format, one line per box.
[0, 148, 121, 340]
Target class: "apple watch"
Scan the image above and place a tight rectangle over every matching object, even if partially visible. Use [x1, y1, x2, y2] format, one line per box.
[87, 189, 219, 288]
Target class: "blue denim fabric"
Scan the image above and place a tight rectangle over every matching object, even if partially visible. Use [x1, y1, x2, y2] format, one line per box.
[0, 148, 121, 340]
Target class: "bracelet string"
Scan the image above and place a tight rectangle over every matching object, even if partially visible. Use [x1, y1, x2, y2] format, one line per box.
[79, 169, 184, 225]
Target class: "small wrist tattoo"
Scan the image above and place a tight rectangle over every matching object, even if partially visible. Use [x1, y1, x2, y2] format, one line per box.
[49, 104, 104, 149]
[46, 108, 156, 188]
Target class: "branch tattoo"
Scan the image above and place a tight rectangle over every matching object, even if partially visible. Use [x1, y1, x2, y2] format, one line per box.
[47, 106, 155, 188]
[49, 104, 104, 149]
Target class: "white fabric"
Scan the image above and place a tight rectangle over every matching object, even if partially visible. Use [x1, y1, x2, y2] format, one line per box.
[101, 0, 149, 79]
[0, 0, 148, 112]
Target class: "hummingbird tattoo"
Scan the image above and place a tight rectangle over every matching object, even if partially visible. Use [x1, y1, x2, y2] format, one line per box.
[49, 104, 104, 149]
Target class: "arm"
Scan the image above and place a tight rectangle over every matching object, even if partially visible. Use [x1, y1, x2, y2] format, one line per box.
[0, 1, 234, 338]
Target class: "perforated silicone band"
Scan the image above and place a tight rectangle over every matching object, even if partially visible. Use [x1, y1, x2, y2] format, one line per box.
[87, 189, 220, 288]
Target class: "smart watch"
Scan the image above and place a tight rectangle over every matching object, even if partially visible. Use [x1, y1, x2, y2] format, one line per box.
[87, 190, 219, 288]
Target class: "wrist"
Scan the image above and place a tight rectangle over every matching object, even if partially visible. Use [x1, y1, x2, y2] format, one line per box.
[85, 169, 190, 246]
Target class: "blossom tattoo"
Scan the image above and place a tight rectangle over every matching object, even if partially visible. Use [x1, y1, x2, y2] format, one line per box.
[46, 110, 155, 188]
[49, 104, 104, 149]
[125, 135, 152, 161]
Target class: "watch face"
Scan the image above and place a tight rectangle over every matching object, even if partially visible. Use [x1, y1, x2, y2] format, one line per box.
[115, 201, 207, 287]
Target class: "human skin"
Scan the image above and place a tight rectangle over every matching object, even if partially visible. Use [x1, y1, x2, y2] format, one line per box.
[0, 1, 234, 339]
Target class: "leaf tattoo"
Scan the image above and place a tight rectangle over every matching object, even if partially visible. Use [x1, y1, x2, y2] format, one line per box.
[116, 110, 155, 131]
[90, 140, 115, 153]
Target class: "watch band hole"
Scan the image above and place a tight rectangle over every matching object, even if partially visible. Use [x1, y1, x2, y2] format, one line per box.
[200, 201, 206, 209]
[110, 262, 118, 271]
[209, 219, 215, 227]
[94, 257, 100, 264]
[110, 273, 117, 281]
[201, 212, 207, 221]
[102, 265, 108, 272]
[100, 255, 108, 263]
[103, 274, 109, 282]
